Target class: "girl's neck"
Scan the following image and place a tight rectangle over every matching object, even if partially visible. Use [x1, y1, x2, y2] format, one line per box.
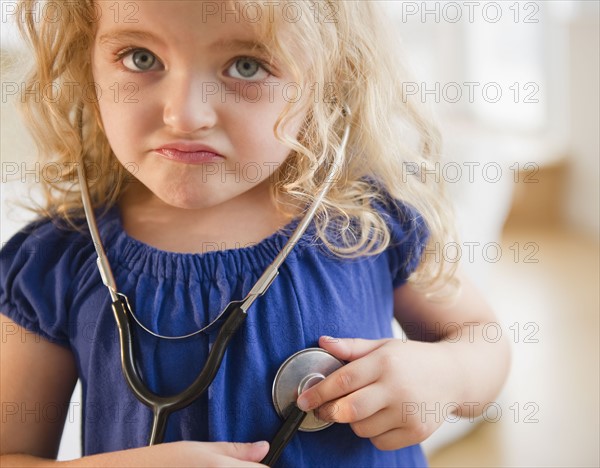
[117, 181, 301, 254]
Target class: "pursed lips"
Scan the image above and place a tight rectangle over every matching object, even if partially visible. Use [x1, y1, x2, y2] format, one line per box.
[154, 141, 225, 164]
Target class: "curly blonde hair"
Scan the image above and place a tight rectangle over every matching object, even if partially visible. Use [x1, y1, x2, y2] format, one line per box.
[13, 0, 458, 294]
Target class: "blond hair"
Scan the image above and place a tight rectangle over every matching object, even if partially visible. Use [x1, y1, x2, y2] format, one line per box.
[14, 0, 458, 295]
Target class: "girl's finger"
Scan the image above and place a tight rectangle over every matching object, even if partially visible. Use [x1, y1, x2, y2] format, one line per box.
[349, 407, 397, 439]
[195, 441, 270, 462]
[316, 384, 387, 424]
[318, 336, 392, 362]
[297, 352, 382, 411]
[369, 424, 433, 451]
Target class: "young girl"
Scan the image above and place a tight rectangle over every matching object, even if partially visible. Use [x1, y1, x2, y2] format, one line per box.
[0, 1, 510, 467]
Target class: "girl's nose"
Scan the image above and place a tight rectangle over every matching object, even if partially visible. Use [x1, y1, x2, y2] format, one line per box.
[162, 74, 218, 134]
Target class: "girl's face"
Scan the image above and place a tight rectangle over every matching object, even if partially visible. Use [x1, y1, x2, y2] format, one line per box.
[91, 0, 305, 211]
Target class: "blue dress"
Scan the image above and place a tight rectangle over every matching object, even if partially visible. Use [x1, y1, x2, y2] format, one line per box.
[0, 197, 429, 467]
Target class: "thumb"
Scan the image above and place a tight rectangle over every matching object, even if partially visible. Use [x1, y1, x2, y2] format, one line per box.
[204, 441, 270, 462]
[318, 336, 391, 361]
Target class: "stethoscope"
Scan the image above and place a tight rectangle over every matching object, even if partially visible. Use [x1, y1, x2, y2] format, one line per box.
[76, 105, 351, 466]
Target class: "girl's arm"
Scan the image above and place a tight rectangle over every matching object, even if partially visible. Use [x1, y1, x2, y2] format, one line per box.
[0, 315, 78, 460]
[295, 270, 511, 450]
[0, 316, 269, 467]
[392, 270, 512, 418]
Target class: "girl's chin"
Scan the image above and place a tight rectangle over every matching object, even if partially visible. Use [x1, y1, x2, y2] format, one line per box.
[126, 176, 271, 212]
[154, 196, 221, 211]
[152, 189, 243, 211]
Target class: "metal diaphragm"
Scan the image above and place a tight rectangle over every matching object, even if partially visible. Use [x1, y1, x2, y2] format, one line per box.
[272, 348, 345, 432]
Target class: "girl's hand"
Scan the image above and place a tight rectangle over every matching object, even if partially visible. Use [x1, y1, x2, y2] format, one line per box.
[296, 336, 462, 451]
[2, 441, 271, 467]
[58, 440, 271, 467]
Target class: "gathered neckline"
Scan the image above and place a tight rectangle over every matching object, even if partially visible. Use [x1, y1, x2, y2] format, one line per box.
[96, 203, 318, 281]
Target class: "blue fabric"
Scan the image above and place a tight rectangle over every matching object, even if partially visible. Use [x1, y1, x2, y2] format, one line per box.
[0, 196, 429, 467]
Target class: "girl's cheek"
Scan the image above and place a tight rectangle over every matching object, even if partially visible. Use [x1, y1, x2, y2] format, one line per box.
[228, 81, 287, 106]
[95, 76, 136, 103]
[233, 82, 262, 103]
[112, 81, 144, 107]
[96, 81, 156, 122]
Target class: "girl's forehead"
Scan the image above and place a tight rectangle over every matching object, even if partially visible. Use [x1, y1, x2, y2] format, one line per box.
[94, 0, 277, 43]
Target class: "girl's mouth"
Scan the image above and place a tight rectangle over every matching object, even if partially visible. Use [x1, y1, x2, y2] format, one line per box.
[155, 142, 225, 164]
[155, 148, 225, 164]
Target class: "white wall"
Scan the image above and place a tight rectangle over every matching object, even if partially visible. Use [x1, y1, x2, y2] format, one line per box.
[565, 15, 600, 235]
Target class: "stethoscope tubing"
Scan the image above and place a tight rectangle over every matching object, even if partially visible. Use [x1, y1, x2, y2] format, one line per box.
[111, 295, 249, 444]
[261, 405, 308, 465]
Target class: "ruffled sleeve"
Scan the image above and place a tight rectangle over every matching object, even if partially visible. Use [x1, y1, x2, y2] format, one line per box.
[375, 196, 431, 288]
[0, 218, 85, 348]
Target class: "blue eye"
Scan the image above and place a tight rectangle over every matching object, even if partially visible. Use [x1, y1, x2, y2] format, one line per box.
[228, 57, 269, 81]
[121, 49, 161, 72]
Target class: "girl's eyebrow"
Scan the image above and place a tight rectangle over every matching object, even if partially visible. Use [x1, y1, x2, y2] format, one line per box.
[98, 30, 165, 47]
[98, 29, 268, 54]
[211, 38, 269, 55]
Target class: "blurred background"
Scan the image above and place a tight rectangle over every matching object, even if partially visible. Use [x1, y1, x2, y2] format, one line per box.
[1, 1, 599, 466]
[388, 1, 600, 466]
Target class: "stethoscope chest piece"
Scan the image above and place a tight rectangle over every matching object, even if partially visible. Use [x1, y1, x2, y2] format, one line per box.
[272, 348, 345, 432]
